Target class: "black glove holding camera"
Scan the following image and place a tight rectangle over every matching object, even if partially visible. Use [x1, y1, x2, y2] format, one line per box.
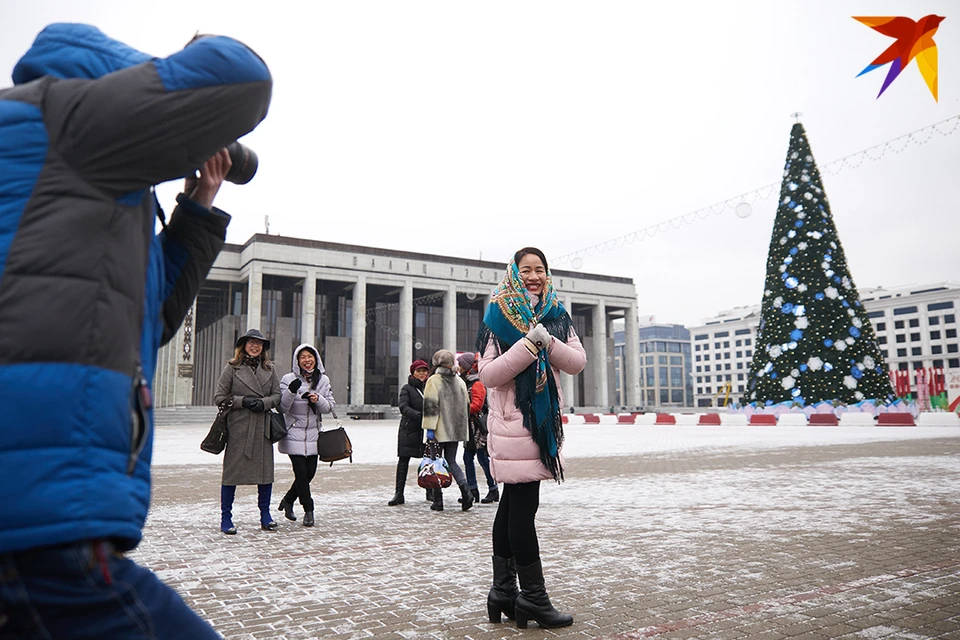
[241, 396, 265, 412]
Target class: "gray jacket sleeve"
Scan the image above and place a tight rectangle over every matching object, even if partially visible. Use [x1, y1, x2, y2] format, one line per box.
[45, 35, 272, 195]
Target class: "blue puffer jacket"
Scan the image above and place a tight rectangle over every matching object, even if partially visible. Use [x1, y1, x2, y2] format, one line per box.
[0, 24, 272, 553]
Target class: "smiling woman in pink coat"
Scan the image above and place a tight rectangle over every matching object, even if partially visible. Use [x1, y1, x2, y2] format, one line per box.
[477, 247, 586, 630]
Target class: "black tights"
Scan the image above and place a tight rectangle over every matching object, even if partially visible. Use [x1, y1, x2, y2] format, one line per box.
[491, 481, 540, 567]
[283, 454, 318, 511]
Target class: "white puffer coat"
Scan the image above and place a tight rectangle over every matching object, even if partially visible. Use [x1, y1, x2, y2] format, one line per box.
[278, 343, 336, 456]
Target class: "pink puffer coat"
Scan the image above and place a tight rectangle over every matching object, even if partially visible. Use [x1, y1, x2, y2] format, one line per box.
[478, 330, 586, 484]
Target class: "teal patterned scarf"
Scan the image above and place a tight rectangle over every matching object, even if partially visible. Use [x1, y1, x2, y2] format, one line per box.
[476, 258, 572, 482]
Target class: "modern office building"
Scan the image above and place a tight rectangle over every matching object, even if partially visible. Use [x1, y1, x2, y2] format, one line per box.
[613, 322, 693, 409]
[688, 282, 960, 407]
[152, 234, 640, 411]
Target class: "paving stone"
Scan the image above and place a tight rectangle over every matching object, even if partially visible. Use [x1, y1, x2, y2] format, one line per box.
[130, 422, 960, 639]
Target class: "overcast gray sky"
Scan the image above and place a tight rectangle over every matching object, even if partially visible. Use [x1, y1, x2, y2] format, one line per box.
[3, 1, 957, 326]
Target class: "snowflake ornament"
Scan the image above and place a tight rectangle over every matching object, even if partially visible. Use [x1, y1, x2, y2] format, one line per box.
[843, 376, 858, 389]
[781, 376, 796, 389]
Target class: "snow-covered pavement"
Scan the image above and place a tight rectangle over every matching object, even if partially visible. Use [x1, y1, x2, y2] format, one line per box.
[133, 419, 960, 639]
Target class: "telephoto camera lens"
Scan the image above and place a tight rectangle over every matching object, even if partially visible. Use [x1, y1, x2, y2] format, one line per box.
[224, 141, 258, 184]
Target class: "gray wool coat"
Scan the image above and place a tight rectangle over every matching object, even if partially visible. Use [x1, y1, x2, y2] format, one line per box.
[214, 361, 281, 485]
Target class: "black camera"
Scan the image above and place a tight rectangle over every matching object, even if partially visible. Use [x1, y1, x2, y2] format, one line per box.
[225, 141, 258, 185]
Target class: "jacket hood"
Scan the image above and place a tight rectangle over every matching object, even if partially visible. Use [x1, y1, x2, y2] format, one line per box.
[292, 343, 324, 375]
[13, 23, 152, 85]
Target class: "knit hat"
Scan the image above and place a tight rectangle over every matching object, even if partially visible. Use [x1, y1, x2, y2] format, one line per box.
[410, 359, 429, 374]
[457, 352, 477, 374]
[431, 349, 455, 369]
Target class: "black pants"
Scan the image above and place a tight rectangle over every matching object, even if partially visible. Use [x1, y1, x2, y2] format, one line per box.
[283, 454, 318, 512]
[492, 481, 540, 567]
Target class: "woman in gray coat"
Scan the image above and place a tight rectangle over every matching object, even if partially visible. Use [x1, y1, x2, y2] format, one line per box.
[214, 329, 282, 534]
[276, 343, 335, 527]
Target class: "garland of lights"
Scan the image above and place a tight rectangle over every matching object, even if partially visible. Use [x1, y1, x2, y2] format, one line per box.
[554, 114, 960, 268]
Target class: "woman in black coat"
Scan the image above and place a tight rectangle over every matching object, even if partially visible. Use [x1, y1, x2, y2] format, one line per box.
[387, 360, 430, 505]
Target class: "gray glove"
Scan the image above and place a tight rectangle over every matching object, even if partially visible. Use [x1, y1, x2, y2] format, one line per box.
[525, 323, 552, 350]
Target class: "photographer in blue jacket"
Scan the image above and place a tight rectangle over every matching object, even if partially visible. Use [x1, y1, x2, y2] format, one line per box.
[0, 23, 271, 638]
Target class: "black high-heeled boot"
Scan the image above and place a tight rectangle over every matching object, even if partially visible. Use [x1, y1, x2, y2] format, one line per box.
[430, 488, 443, 511]
[514, 559, 573, 629]
[459, 483, 474, 511]
[481, 486, 500, 503]
[278, 496, 297, 521]
[388, 458, 408, 506]
[486, 555, 519, 623]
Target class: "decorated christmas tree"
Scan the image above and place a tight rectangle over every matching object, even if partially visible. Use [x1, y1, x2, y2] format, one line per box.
[746, 122, 894, 406]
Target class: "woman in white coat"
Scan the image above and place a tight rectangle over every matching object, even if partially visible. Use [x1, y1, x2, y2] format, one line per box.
[277, 343, 335, 527]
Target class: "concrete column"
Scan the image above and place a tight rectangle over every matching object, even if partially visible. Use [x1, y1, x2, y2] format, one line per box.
[398, 280, 413, 386]
[561, 296, 575, 408]
[301, 270, 317, 347]
[592, 300, 608, 408]
[443, 284, 457, 351]
[624, 303, 642, 407]
[245, 262, 262, 333]
[350, 275, 366, 405]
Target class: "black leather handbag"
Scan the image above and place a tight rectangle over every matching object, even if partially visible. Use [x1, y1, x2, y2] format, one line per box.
[268, 409, 288, 443]
[201, 400, 232, 454]
[316, 411, 352, 466]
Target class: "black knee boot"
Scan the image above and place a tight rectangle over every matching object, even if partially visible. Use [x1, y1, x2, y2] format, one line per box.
[487, 555, 519, 623]
[459, 483, 474, 511]
[514, 559, 573, 629]
[430, 488, 443, 511]
[388, 458, 408, 506]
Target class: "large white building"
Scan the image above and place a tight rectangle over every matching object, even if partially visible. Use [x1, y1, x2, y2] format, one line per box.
[688, 282, 960, 407]
[153, 234, 641, 412]
[613, 323, 693, 410]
